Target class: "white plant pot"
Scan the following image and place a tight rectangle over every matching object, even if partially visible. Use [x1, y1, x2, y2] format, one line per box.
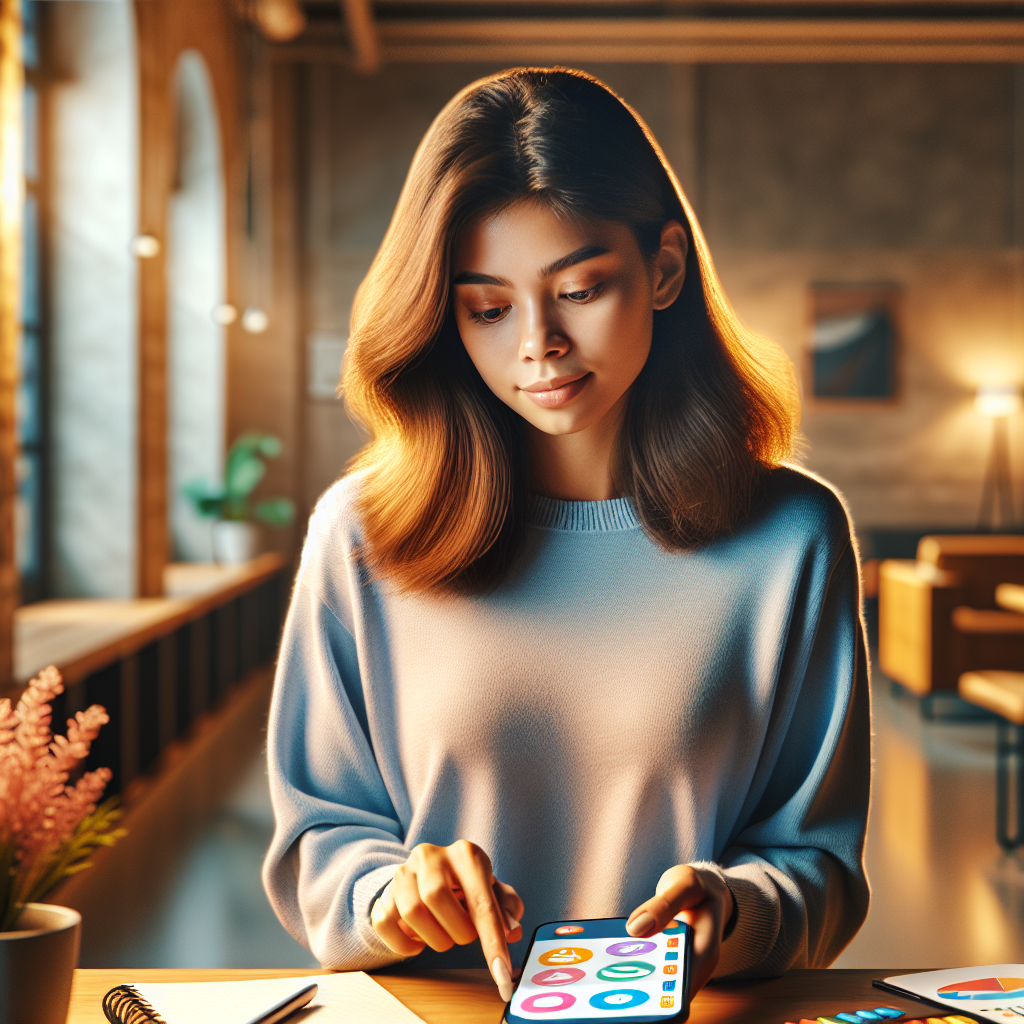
[0, 903, 81, 1024]
[212, 519, 260, 565]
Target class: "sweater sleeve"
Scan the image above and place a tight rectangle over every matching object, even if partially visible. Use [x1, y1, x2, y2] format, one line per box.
[704, 529, 871, 979]
[261, 574, 409, 969]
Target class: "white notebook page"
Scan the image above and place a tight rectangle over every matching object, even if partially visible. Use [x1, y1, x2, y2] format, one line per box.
[129, 970, 428, 1024]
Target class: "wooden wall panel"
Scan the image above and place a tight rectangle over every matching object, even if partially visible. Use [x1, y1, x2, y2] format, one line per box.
[0, 0, 22, 686]
[134, 1, 242, 596]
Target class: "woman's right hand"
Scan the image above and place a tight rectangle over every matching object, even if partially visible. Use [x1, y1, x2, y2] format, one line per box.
[370, 839, 524, 1001]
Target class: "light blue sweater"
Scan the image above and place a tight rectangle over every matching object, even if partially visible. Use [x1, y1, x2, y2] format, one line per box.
[262, 466, 870, 976]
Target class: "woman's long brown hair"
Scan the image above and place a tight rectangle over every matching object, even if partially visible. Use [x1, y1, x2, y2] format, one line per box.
[343, 67, 799, 595]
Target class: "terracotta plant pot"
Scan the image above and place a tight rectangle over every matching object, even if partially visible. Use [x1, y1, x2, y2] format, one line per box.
[0, 903, 81, 1024]
[212, 519, 260, 565]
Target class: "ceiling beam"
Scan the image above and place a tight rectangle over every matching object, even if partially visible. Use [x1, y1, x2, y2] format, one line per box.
[276, 17, 1024, 62]
[340, 0, 381, 72]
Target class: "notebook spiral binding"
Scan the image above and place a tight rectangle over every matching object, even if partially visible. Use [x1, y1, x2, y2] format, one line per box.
[102, 984, 168, 1024]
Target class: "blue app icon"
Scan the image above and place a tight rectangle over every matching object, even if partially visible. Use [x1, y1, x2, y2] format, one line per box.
[588, 990, 650, 1011]
[664, 952, 678, 961]
[662, 981, 676, 992]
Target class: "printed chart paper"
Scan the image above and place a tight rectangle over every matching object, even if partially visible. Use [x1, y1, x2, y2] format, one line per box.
[882, 966, 1024, 1021]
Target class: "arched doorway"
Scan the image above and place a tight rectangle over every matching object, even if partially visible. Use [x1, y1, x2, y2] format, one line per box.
[167, 50, 226, 562]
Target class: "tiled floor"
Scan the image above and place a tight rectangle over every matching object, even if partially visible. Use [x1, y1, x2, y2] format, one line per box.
[84, 667, 1024, 969]
[104, 759, 319, 969]
[835, 679, 1024, 968]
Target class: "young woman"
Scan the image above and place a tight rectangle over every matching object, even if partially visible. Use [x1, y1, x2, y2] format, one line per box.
[263, 68, 870, 1002]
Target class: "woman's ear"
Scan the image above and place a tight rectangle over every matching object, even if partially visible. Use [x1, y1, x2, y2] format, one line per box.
[652, 221, 688, 310]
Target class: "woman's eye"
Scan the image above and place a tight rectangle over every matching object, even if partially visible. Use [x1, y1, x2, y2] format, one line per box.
[563, 283, 603, 303]
[470, 304, 511, 325]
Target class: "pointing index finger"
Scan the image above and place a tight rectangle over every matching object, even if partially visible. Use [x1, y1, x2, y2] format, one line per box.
[449, 845, 513, 1000]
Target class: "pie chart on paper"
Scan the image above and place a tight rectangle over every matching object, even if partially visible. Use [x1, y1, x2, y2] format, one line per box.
[937, 977, 1024, 1000]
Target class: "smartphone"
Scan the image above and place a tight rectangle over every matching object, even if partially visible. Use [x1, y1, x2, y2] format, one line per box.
[504, 918, 692, 1024]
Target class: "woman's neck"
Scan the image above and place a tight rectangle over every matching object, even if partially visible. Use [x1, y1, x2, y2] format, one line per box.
[525, 400, 625, 502]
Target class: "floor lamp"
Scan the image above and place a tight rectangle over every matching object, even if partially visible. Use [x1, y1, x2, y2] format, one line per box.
[976, 384, 1022, 531]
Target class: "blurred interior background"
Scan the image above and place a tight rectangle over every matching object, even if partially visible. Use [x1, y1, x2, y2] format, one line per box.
[0, 0, 1022, 971]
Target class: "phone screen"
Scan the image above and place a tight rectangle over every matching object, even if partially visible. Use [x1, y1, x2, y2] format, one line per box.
[505, 918, 691, 1024]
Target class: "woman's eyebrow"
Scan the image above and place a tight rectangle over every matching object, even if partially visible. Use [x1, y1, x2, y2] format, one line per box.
[453, 270, 510, 286]
[540, 245, 611, 278]
[452, 245, 612, 287]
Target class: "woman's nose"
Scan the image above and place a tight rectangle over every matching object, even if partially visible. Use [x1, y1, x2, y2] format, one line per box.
[518, 307, 570, 362]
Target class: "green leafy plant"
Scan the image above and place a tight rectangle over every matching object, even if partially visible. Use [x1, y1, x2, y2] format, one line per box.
[183, 432, 295, 527]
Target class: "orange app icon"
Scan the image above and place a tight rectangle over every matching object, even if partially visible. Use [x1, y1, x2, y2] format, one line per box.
[555, 926, 584, 936]
[539, 947, 593, 966]
[660, 997, 674, 1008]
[663, 965, 677, 975]
[666, 938, 678, 948]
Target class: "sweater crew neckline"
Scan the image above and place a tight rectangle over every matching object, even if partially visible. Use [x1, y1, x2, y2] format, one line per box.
[528, 494, 640, 532]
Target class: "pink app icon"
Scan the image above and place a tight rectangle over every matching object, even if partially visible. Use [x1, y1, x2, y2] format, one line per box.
[521, 993, 577, 1013]
[531, 968, 586, 987]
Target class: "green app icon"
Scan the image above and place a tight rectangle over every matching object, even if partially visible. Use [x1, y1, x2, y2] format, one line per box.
[596, 961, 655, 982]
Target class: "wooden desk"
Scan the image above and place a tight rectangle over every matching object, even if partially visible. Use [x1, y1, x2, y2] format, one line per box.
[68, 967, 941, 1024]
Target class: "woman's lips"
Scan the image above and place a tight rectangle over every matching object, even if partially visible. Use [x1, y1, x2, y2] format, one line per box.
[521, 373, 590, 409]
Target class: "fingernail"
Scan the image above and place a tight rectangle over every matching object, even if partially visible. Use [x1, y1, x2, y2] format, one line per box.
[492, 956, 514, 1002]
[505, 912, 520, 933]
[626, 912, 655, 937]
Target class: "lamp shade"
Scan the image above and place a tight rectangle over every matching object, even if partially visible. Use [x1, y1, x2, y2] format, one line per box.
[975, 384, 1022, 418]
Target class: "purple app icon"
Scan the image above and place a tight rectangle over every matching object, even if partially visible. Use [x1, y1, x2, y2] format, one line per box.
[606, 940, 657, 957]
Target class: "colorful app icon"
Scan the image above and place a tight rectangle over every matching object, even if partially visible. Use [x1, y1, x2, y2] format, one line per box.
[663, 965, 677, 975]
[606, 941, 657, 957]
[596, 961, 655, 982]
[539, 947, 594, 966]
[664, 952, 678, 961]
[662, 920, 684, 933]
[666, 938, 678, 948]
[588, 990, 650, 1011]
[531, 968, 586, 987]
[521, 993, 577, 1013]
[660, 996, 675, 1009]
[662, 981, 676, 992]
[555, 925, 584, 936]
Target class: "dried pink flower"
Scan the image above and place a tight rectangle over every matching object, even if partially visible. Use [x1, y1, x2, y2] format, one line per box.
[0, 666, 124, 930]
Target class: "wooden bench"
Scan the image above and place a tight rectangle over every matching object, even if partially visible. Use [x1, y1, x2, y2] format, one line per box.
[4, 554, 288, 798]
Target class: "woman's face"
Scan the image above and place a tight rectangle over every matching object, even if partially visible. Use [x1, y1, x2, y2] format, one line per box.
[453, 200, 686, 438]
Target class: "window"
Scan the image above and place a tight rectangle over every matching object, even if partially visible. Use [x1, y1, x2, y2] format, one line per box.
[16, 0, 46, 601]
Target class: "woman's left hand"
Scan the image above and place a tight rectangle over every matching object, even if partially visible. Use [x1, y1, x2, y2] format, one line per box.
[624, 865, 735, 997]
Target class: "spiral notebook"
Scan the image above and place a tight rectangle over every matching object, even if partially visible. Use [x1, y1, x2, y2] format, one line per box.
[102, 970, 429, 1024]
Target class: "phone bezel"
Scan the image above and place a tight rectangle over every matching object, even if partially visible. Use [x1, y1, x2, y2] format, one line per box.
[502, 917, 692, 1024]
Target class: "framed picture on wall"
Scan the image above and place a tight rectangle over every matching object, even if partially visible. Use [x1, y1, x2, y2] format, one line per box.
[806, 283, 901, 403]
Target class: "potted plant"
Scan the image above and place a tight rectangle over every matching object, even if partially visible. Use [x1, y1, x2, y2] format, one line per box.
[183, 431, 296, 565]
[0, 666, 125, 1024]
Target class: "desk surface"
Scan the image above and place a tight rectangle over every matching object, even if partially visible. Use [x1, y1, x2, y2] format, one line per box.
[69, 967, 940, 1024]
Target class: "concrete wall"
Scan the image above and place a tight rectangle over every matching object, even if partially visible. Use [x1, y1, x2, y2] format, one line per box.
[295, 62, 1024, 537]
[48, 0, 139, 597]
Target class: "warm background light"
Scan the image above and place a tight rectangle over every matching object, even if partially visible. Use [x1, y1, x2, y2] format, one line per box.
[975, 383, 1023, 419]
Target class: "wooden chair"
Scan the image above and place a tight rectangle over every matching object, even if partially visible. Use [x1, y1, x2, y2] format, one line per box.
[959, 670, 1024, 848]
[879, 535, 1024, 715]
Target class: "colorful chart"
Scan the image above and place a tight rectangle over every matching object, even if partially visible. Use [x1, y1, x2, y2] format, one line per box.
[937, 977, 1024, 1000]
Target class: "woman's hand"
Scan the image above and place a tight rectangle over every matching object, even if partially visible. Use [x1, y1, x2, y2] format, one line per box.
[624, 865, 735, 997]
[370, 839, 524, 1001]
